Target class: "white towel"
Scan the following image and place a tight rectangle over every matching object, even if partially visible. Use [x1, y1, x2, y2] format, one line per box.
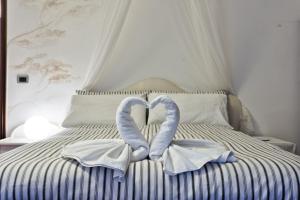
[148, 95, 236, 175]
[61, 97, 149, 181]
[162, 139, 236, 175]
[116, 97, 150, 161]
[148, 95, 180, 160]
[61, 139, 131, 180]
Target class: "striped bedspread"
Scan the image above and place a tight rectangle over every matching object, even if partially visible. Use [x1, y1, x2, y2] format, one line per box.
[0, 124, 299, 200]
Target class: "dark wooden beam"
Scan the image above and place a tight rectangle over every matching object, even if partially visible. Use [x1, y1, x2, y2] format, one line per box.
[0, 0, 6, 139]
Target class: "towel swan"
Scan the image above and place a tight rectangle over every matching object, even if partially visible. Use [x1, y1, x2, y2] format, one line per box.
[116, 97, 149, 161]
[148, 95, 236, 175]
[61, 97, 149, 181]
[62, 95, 236, 181]
[148, 95, 180, 160]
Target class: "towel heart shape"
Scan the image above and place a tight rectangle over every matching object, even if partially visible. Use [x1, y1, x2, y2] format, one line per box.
[116, 95, 180, 160]
[62, 95, 236, 181]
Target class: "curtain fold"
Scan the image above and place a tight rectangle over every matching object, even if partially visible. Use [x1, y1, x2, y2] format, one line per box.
[82, 0, 232, 92]
[82, 0, 132, 90]
[170, 0, 231, 91]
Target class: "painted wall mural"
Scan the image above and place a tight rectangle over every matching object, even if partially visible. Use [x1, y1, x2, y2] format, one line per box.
[9, 0, 100, 47]
[7, 0, 102, 135]
[11, 53, 76, 83]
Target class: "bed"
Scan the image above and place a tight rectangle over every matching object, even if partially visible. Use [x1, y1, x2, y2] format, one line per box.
[0, 78, 299, 200]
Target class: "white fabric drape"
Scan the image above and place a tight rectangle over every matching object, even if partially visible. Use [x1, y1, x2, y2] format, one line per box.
[82, 0, 132, 90]
[170, 0, 231, 91]
[82, 0, 231, 91]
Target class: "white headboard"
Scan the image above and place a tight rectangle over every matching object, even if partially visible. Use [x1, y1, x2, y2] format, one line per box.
[125, 78, 185, 92]
[124, 78, 242, 131]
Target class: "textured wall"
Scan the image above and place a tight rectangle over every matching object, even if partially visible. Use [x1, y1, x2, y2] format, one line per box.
[219, 0, 300, 154]
[7, 0, 102, 134]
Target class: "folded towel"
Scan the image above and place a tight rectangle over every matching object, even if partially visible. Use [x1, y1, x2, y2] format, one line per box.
[162, 139, 236, 175]
[148, 95, 180, 160]
[147, 95, 236, 175]
[116, 97, 150, 161]
[61, 97, 149, 181]
[61, 139, 131, 180]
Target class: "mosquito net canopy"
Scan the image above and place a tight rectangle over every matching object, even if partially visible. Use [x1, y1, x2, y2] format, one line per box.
[82, 0, 231, 91]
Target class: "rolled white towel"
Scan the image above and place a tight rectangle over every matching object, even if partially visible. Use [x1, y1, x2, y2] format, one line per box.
[116, 97, 149, 161]
[148, 95, 236, 175]
[61, 97, 149, 181]
[148, 95, 180, 160]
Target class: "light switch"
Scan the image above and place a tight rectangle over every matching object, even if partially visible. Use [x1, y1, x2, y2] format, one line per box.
[17, 74, 29, 83]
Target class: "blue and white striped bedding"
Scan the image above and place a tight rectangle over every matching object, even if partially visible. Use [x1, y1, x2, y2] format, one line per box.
[0, 124, 299, 200]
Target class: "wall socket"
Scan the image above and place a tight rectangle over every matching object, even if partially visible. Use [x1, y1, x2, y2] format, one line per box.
[17, 74, 29, 83]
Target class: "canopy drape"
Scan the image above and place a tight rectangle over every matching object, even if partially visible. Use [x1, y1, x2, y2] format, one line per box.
[82, 0, 133, 89]
[82, 0, 231, 91]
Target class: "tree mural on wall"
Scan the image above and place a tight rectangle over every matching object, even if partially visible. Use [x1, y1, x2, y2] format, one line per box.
[8, 0, 100, 82]
[11, 53, 75, 83]
[6, 0, 101, 126]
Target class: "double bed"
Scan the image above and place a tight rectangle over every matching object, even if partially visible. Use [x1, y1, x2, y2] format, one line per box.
[0, 79, 299, 199]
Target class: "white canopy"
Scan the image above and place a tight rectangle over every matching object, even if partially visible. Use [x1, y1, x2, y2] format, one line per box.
[82, 0, 231, 91]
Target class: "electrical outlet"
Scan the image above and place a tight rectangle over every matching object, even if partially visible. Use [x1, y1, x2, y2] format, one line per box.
[17, 74, 29, 83]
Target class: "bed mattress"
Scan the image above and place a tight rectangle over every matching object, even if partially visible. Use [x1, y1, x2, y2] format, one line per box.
[0, 124, 299, 200]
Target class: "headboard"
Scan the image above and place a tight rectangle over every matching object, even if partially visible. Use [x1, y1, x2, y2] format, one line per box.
[126, 78, 185, 92]
[125, 78, 242, 130]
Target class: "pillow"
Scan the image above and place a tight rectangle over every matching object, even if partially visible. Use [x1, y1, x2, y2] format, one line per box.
[62, 94, 147, 128]
[148, 93, 232, 128]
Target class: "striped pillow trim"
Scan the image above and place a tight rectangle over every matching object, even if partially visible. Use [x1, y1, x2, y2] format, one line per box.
[75, 90, 149, 95]
[149, 90, 228, 94]
[76, 124, 147, 129]
[76, 90, 228, 95]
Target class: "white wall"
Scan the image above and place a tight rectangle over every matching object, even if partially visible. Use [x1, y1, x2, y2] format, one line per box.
[219, 0, 300, 154]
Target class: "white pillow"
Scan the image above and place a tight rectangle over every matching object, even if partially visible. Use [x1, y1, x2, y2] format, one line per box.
[148, 93, 232, 128]
[62, 94, 146, 128]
